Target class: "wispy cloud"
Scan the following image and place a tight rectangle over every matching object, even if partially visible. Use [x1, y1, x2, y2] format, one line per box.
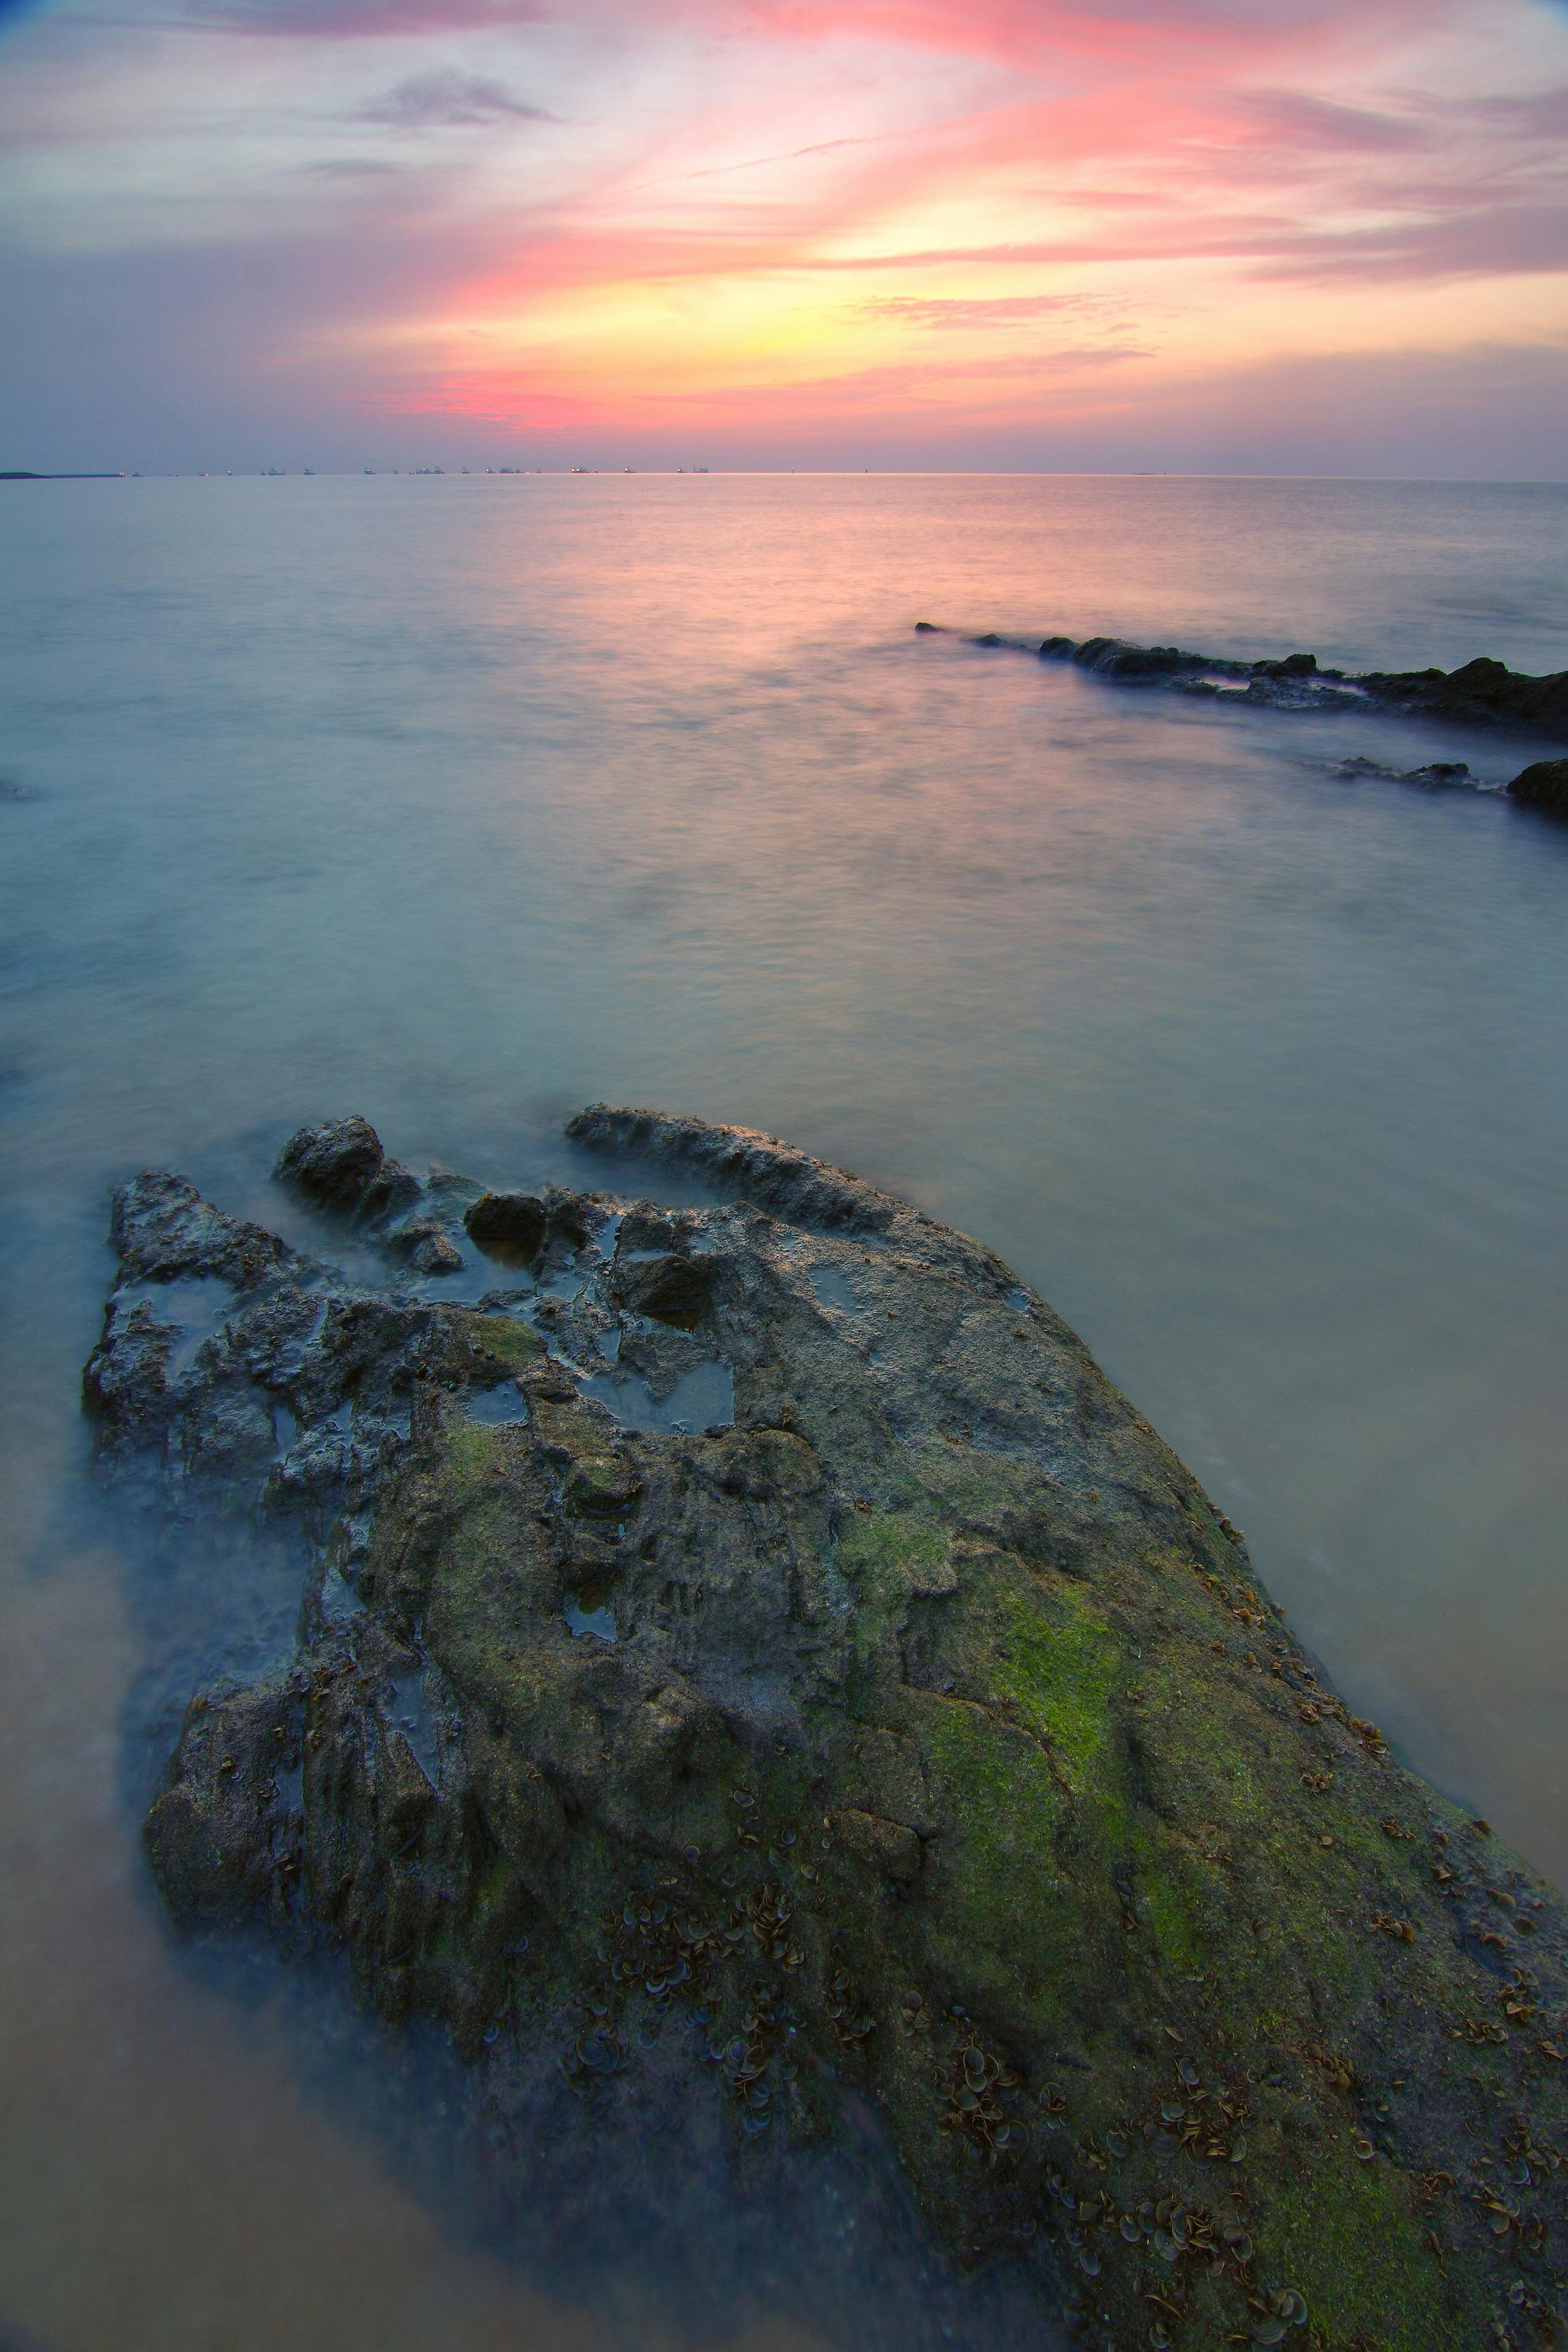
[1254, 200, 1568, 284]
[1448, 86, 1568, 136]
[170, 0, 545, 33]
[359, 71, 552, 129]
[1228, 89, 1427, 151]
[857, 291, 1112, 327]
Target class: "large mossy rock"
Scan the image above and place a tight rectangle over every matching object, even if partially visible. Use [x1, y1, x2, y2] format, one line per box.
[89, 1111, 1568, 2350]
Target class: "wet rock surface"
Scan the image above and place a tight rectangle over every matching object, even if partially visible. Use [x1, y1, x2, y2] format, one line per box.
[918, 621, 1568, 742]
[1509, 759, 1568, 815]
[86, 1111, 1568, 2350]
[1355, 657, 1568, 741]
[275, 1113, 423, 1222]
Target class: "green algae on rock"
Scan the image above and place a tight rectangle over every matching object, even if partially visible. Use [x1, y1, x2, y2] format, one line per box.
[87, 1111, 1568, 2351]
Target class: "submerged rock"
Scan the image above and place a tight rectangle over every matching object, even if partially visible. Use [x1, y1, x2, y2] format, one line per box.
[1332, 757, 1473, 792]
[461, 1187, 597, 1273]
[88, 1111, 1568, 2349]
[385, 1220, 465, 1276]
[463, 1188, 548, 1260]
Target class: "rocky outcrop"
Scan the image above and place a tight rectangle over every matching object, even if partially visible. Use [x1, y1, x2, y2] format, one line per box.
[87, 1114, 1568, 2351]
[1509, 759, 1568, 815]
[916, 623, 1568, 742]
[566, 1104, 908, 1237]
[1360, 660, 1568, 740]
[82, 1146, 536, 1486]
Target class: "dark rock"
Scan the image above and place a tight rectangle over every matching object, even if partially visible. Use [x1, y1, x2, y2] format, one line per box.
[362, 1157, 422, 1220]
[1508, 757, 1568, 813]
[567, 1104, 908, 1241]
[1072, 637, 1209, 681]
[84, 1195, 542, 1494]
[91, 1113, 1568, 2347]
[81, 1299, 177, 1450]
[612, 1250, 714, 1331]
[1400, 762, 1472, 789]
[385, 1222, 464, 1276]
[110, 1169, 299, 1290]
[274, 1114, 384, 1208]
[1333, 756, 1474, 790]
[1362, 655, 1568, 738]
[273, 1116, 419, 1222]
[944, 623, 1568, 741]
[541, 1188, 594, 1252]
[464, 1190, 547, 1263]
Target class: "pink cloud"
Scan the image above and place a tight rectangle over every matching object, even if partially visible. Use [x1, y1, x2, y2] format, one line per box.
[2, 0, 1563, 472]
[740, 0, 1426, 56]
[359, 329, 1568, 481]
[857, 292, 1118, 327]
[135, 0, 1459, 60]
[359, 378, 601, 428]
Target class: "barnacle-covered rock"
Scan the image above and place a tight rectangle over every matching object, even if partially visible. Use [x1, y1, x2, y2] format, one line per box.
[88, 1108, 1568, 2350]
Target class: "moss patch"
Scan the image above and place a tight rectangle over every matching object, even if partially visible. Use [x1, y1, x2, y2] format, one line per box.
[458, 1311, 543, 1371]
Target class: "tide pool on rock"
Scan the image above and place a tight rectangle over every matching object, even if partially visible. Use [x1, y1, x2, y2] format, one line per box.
[83, 1110, 1568, 2352]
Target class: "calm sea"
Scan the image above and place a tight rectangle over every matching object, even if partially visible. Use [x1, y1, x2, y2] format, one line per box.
[1, 474, 1566, 2351]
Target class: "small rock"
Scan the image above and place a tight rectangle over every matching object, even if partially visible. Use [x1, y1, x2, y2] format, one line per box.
[613, 1251, 713, 1330]
[386, 1222, 464, 1275]
[273, 1116, 420, 1221]
[464, 1190, 547, 1263]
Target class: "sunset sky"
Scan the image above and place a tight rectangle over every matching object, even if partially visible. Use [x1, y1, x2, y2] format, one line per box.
[1, 0, 1565, 472]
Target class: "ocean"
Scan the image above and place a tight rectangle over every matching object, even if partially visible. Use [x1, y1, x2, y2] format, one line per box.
[1, 472, 1565, 2351]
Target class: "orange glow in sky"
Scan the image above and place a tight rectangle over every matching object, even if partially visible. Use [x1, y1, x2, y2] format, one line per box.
[0, 0, 1564, 468]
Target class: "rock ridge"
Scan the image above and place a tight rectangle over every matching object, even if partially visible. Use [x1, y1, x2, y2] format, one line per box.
[914, 621, 1568, 752]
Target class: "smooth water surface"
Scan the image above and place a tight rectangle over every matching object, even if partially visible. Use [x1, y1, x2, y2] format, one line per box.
[2, 474, 1567, 2351]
